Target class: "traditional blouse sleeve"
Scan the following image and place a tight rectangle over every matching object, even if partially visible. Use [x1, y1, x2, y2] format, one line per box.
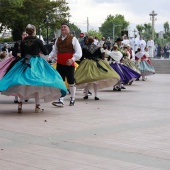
[71, 37, 82, 61]
[48, 38, 58, 59]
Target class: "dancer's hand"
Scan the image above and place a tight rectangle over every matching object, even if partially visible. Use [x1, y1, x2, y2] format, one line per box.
[66, 59, 73, 66]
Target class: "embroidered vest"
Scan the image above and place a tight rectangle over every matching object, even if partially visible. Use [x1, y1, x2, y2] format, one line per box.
[56, 35, 75, 66]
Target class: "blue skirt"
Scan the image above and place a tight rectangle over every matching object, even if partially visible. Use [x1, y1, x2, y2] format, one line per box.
[138, 60, 155, 76]
[110, 62, 141, 84]
[0, 56, 67, 102]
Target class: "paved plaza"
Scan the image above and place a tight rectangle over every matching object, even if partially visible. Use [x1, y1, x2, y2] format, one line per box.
[0, 74, 170, 170]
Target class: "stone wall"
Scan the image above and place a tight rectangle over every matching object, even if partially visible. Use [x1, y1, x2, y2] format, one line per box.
[151, 59, 170, 74]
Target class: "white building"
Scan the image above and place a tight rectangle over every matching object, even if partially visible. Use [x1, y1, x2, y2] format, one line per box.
[158, 31, 164, 39]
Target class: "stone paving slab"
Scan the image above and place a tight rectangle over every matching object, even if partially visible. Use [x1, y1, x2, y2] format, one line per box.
[0, 74, 170, 170]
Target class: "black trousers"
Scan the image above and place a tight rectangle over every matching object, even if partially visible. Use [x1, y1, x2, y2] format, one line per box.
[57, 63, 75, 85]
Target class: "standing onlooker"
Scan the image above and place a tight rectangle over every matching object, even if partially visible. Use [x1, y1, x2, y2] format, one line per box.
[147, 37, 154, 58]
[106, 37, 111, 49]
[93, 36, 99, 45]
[139, 36, 146, 52]
[97, 37, 105, 47]
[157, 44, 162, 58]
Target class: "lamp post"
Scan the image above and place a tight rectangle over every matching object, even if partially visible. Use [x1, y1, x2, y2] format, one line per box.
[113, 24, 121, 43]
[45, 15, 50, 44]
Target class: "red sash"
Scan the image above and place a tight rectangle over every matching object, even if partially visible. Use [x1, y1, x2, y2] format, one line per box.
[57, 53, 75, 66]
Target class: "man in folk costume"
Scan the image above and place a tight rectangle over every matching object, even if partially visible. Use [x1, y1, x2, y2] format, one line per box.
[114, 38, 123, 52]
[139, 36, 146, 52]
[147, 37, 154, 58]
[48, 23, 82, 106]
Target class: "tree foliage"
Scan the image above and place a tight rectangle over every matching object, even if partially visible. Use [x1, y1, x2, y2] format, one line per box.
[136, 23, 153, 40]
[136, 24, 144, 36]
[0, 0, 70, 40]
[164, 21, 169, 33]
[100, 14, 129, 39]
[87, 29, 103, 40]
[69, 23, 81, 38]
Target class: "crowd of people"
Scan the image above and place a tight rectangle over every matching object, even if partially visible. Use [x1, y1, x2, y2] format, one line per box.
[0, 23, 155, 113]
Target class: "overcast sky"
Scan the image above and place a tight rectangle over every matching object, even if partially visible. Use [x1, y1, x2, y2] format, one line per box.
[67, 0, 169, 36]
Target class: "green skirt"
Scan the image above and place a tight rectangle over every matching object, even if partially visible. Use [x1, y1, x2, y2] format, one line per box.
[123, 58, 141, 74]
[74, 59, 120, 89]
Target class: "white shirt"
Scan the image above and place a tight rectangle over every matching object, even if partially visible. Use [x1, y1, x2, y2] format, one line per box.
[147, 40, 154, 48]
[49, 35, 82, 61]
[139, 39, 146, 51]
[97, 40, 105, 47]
[93, 39, 99, 45]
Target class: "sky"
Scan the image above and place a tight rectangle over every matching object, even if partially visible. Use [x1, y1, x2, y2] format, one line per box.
[67, 0, 169, 36]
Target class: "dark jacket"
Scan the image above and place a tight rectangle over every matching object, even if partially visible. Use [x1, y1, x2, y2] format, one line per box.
[20, 36, 48, 58]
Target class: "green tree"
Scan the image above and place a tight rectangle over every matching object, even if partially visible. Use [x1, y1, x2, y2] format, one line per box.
[143, 23, 152, 40]
[136, 23, 153, 40]
[155, 38, 166, 47]
[69, 23, 81, 38]
[164, 21, 169, 33]
[100, 14, 129, 40]
[87, 29, 103, 40]
[0, 0, 70, 41]
[136, 24, 144, 36]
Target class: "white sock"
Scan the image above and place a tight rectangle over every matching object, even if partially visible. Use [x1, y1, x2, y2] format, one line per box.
[59, 97, 64, 103]
[35, 92, 40, 105]
[19, 95, 24, 102]
[15, 96, 18, 101]
[69, 84, 76, 100]
[94, 84, 99, 97]
[84, 84, 90, 96]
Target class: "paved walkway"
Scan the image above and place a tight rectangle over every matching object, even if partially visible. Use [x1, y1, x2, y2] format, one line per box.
[0, 74, 170, 170]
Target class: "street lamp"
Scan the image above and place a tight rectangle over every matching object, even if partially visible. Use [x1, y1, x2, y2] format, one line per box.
[45, 15, 50, 44]
[113, 24, 121, 43]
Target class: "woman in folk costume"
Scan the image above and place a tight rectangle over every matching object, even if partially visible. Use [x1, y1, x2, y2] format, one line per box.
[74, 36, 120, 100]
[144, 47, 152, 65]
[135, 48, 155, 81]
[108, 45, 141, 91]
[122, 44, 141, 74]
[0, 51, 15, 79]
[0, 24, 67, 113]
[4, 32, 28, 103]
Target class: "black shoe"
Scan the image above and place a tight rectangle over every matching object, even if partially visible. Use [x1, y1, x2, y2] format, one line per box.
[88, 91, 92, 96]
[14, 100, 18, 103]
[83, 91, 92, 96]
[52, 100, 64, 107]
[25, 100, 28, 102]
[69, 97, 75, 106]
[117, 88, 121, 91]
[136, 78, 139, 81]
[113, 87, 121, 91]
[83, 96, 88, 99]
[128, 81, 133, 85]
[113, 87, 117, 91]
[121, 86, 126, 89]
[94, 97, 99, 100]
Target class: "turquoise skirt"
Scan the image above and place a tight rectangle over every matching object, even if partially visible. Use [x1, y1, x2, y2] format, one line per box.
[0, 56, 67, 102]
